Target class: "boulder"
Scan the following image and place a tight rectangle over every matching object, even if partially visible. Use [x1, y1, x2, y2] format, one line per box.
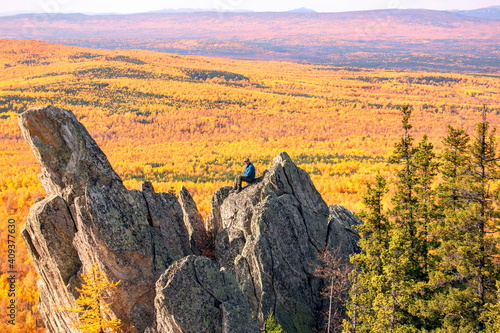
[153, 255, 259, 333]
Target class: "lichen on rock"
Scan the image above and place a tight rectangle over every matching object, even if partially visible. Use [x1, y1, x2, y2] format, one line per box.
[153, 255, 259, 333]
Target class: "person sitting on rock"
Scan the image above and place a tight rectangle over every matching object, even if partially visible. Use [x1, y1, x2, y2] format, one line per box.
[232, 158, 255, 192]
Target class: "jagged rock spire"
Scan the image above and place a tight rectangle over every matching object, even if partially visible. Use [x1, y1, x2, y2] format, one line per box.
[179, 185, 210, 255]
[19, 106, 193, 332]
[213, 151, 332, 332]
[18, 105, 122, 203]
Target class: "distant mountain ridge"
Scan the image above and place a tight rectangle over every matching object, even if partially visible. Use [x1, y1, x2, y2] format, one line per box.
[0, 8, 498, 72]
[1, 9, 496, 40]
[0, 8, 496, 39]
[1, 6, 498, 17]
[450, 6, 500, 19]
[147, 8, 255, 13]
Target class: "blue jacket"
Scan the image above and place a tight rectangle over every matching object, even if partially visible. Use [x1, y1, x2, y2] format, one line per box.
[243, 162, 256, 180]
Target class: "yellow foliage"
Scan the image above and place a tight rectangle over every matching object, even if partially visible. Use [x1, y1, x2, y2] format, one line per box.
[68, 263, 122, 333]
[0, 39, 499, 332]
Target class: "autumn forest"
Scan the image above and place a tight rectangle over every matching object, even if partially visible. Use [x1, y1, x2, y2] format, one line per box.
[0, 21, 499, 332]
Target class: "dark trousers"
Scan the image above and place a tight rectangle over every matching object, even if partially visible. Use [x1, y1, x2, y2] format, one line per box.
[233, 175, 253, 190]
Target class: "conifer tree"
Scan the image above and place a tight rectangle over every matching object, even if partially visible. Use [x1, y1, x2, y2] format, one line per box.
[438, 126, 471, 208]
[346, 106, 422, 333]
[69, 263, 122, 333]
[386, 105, 436, 330]
[461, 119, 500, 330]
[347, 105, 440, 332]
[412, 134, 439, 274]
[264, 313, 285, 333]
[388, 105, 423, 280]
[426, 119, 499, 331]
[403, 134, 441, 330]
[428, 125, 474, 330]
[344, 174, 390, 333]
[345, 109, 499, 332]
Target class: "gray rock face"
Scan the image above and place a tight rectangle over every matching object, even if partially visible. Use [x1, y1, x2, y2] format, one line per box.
[214, 152, 354, 332]
[206, 186, 232, 236]
[153, 255, 259, 333]
[142, 181, 192, 267]
[21, 195, 81, 333]
[327, 204, 362, 256]
[19, 106, 360, 333]
[179, 185, 210, 255]
[19, 106, 193, 332]
[18, 106, 121, 204]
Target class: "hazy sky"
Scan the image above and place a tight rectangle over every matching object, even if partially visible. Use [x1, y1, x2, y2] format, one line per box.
[1, 0, 499, 15]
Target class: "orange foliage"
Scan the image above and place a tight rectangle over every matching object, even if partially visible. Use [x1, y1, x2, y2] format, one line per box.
[0, 39, 499, 332]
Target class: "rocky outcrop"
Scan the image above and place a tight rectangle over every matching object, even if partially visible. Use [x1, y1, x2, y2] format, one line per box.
[141, 181, 192, 266]
[214, 152, 334, 332]
[327, 204, 362, 256]
[20, 106, 360, 333]
[21, 195, 81, 333]
[19, 106, 194, 332]
[206, 186, 232, 236]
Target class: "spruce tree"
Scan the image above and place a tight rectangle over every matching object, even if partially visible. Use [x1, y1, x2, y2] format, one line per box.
[345, 174, 390, 333]
[354, 174, 390, 273]
[345, 109, 499, 332]
[264, 313, 285, 333]
[462, 120, 500, 330]
[347, 105, 439, 332]
[412, 134, 439, 274]
[387, 105, 437, 330]
[430, 120, 500, 331]
[388, 105, 422, 280]
[430, 125, 474, 330]
[405, 134, 441, 330]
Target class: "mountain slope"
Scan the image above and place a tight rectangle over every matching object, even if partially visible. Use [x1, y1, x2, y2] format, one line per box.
[0, 38, 498, 216]
[1, 9, 495, 39]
